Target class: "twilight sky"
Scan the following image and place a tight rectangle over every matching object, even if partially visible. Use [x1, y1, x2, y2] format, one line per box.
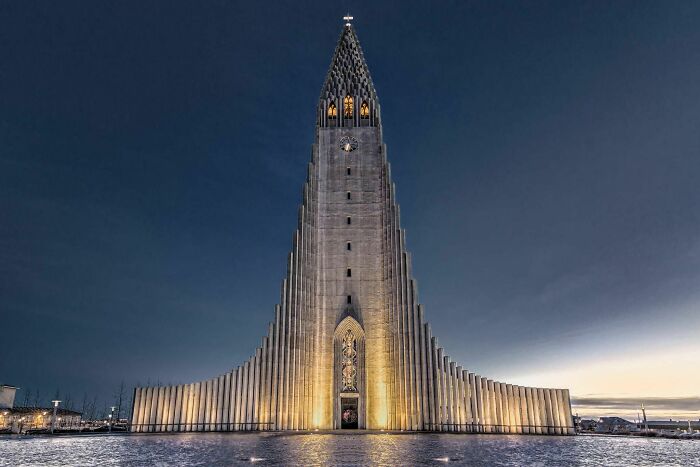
[1, 1, 699, 420]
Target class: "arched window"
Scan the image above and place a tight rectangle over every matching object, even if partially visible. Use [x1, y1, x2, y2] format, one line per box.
[341, 330, 357, 391]
[328, 103, 337, 119]
[360, 102, 369, 119]
[343, 95, 354, 118]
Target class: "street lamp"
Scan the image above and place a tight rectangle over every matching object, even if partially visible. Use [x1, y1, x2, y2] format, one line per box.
[50, 400, 61, 434]
[109, 406, 116, 433]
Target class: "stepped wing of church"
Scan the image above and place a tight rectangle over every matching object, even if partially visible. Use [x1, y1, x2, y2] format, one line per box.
[131, 24, 574, 435]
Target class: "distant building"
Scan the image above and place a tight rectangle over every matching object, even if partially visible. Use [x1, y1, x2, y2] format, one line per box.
[647, 420, 700, 431]
[0, 407, 82, 433]
[578, 419, 598, 432]
[595, 416, 638, 434]
[0, 384, 18, 409]
[0, 384, 82, 433]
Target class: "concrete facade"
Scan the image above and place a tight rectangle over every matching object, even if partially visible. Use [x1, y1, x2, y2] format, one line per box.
[131, 23, 574, 435]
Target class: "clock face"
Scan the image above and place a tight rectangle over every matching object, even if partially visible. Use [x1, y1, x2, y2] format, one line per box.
[339, 136, 358, 152]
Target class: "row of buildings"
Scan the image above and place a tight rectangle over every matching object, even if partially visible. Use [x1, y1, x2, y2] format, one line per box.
[0, 384, 82, 434]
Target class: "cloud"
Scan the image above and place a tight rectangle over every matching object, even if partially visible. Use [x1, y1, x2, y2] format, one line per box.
[572, 396, 700, 412]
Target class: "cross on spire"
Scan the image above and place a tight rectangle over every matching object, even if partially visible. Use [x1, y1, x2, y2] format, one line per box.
[343, 14, 353, 27]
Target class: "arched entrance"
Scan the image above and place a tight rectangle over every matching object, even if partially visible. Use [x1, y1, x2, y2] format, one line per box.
[333, 316, 365, 429]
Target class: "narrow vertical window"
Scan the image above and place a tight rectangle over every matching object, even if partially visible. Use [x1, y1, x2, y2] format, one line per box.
[347, 167, 351, 176]
[343, 95, 354, 118]
[328, 103, 337, 119]
[347, 192, 351, 200]
[360, 102, 369, 119]
[347, 268, 352, 277]
[347, 295, 352, 304]
[347, 242, 351, 251]
[347, 217, 351, 225]
[341, 330, 358, 392]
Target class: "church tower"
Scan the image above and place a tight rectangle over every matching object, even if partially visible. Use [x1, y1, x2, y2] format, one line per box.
[130, 19, 575, 435]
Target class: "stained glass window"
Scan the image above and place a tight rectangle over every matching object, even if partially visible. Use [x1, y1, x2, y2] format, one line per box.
[328, 103, 337, 119]
[343, 95, 354, 118]
[341, 330, 357, 391]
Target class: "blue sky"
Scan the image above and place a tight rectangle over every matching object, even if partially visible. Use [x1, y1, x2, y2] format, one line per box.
[1, 1, 699, 419]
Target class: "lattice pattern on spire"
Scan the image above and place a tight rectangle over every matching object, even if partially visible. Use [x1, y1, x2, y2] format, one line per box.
[320, 26, 377, 102]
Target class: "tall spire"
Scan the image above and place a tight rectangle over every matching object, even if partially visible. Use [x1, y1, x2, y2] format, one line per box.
[320, 21, 378, 103]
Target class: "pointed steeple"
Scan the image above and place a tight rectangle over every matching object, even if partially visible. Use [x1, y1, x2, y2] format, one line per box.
[321, 24, 377, 101]
[319, 21, 380, 128]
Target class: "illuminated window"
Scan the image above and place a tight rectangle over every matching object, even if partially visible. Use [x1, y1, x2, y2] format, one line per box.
[360, 102, 369, 119]
[343, 95, 354, 118]
[347, 268, 352, 277]
[341, 330, 358, 391]
[328, 103, 337, 119]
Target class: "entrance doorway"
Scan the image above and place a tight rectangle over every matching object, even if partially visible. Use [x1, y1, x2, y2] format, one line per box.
[340, 397, 358, 429]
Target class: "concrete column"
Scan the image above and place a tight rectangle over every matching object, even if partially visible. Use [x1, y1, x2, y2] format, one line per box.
[240, 362, 249, 431]
[147, 387, 157, 433]
[443, 359, 452, 432]
[544, 389, 555, 434]
[167, 386, 176, 432]
[507, 383, 517, 433]
[271, 306, 281, 430]
[181, 385, 190, 432]
[234, 367, 243, 431]
[199, 381, 208, 432]
[229, 374, 237, 432]
[479, 378, 488, 432]
[160, 386, 168, 432]
[528, 387, 538, 434]
[455, 366, 464, 431]
[153, 387, 163, 432]
[131, 388, 142, 432]
[177, 385, 187, 432]
[468, 373, 477, 432]
[488, 380, 497, 433]
[187, 384, 195, 432]
[261, 332, 270, 430]
[281, 276, 291, 431]
[141, 387, 150, 433]
[208, 379, 216, 431]
[217, 375, 225, 431]
[249, 355, 258, 430]
[425, 325, 436, 431]
[506, 384, 515, 434]
[462, 371, 472, 432]
[550, 389, 562, 434]
[418, 305, 429, 431]
[189, 384, 197, 432]
[173, 385, 182, 432]
[253, 348, 262, 430]
[518, 386, 530, 435]
[562, 389, 575, 435]
[539, 388, 548, 434]
[436, 347, 445, 431]
[221, 373, 230, 431]
[202, 380, 210, 432]
[494, 383, 503, 433]
[473, 376, 482, 432]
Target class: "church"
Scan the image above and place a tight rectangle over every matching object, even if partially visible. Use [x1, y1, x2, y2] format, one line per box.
[130, 19, 574, 435]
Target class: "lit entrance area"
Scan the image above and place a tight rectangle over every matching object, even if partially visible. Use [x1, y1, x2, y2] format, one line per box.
[334, 316, 365, 429]
[341, 397, 359, 429]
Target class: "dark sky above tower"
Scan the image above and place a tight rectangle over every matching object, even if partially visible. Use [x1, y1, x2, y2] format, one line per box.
[1, 1, 699, 418]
